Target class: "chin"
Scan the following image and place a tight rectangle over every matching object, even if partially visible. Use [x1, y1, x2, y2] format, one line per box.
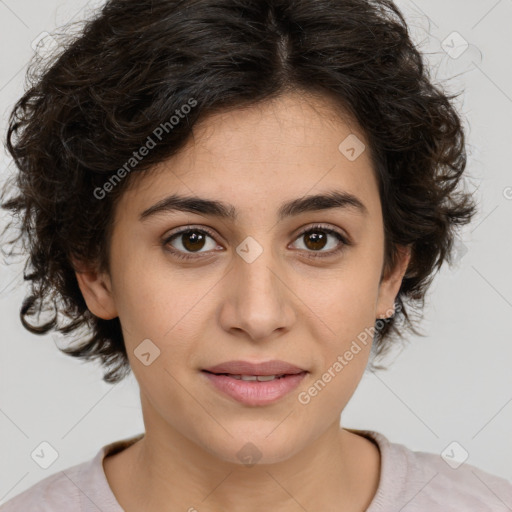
[200, 429, 304, 467]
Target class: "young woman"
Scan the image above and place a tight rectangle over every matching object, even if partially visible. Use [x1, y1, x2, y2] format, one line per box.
[1, 0, 511, 510]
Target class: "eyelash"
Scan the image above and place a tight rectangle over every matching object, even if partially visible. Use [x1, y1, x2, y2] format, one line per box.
[162, 223, 351, 262]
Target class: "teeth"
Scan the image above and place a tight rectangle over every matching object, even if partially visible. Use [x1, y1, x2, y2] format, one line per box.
[229, 374, 283, 381]
[255, 375, 278, 381]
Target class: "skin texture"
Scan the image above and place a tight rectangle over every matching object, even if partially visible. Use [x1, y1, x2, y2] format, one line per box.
[75, 91, 411, 512]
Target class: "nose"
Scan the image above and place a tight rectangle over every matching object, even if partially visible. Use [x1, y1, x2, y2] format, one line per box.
[218, 245, 297, 342]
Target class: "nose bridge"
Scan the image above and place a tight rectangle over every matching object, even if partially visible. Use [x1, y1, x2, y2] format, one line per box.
[237, 236, 283, 306]
[224, 235, 296, 339]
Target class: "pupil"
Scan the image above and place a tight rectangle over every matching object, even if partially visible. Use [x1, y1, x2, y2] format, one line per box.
[305, 231, 327, 251]
[183, 231, 206, 252]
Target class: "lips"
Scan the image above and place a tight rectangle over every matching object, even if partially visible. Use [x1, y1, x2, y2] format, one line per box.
[201, 360, 308, 406]
[202, 359, 307, 377]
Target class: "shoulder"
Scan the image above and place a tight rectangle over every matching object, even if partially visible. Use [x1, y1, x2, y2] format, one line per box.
[0, 434, 142, 512]
[0, 460, 86, 511]
[404, 446, 512, 510]
[353, 430, 512, 512]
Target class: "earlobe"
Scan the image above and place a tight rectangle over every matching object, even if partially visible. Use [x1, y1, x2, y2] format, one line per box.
[376, 244, 412, 318]
[72, 257, 118, 320]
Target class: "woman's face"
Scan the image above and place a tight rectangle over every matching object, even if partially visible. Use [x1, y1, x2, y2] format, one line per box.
[77, 91, 410, 464]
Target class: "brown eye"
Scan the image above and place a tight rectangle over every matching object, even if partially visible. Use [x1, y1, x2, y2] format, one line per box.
[292, 225, 349, 258]
[303, 230, 329, 251]
[180, 230, 207, 252]
[163, 228, 218, 260]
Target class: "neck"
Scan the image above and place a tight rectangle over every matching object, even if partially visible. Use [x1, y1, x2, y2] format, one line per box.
[104, 398, 381, 512]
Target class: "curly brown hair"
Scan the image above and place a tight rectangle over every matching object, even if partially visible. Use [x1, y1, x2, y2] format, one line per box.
[1, 0, 477, 383]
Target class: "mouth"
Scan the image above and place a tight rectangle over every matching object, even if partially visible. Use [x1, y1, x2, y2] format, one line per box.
[202, 359, 307, 376]
[202, 371, 299, 381]
[200, 360, 308, 406]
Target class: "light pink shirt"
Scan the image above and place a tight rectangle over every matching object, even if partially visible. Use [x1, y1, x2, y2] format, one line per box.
[1, 430, 511, 511]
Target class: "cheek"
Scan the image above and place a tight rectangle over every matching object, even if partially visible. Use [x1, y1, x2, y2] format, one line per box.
[293, 349, 371, 442]
[133, 359, 213, 445]
[295, 264, 381, 338]
[295, 267, 379, 393]
[109, 241, 201, 337]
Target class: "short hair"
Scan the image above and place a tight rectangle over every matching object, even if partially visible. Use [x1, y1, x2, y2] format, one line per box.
[1, 0, 477, 383]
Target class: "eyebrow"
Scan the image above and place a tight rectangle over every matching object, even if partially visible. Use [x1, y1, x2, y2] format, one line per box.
[139, 190, 368, 223]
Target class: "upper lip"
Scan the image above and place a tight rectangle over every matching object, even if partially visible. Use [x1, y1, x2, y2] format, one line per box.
[203, 360, 307, 376]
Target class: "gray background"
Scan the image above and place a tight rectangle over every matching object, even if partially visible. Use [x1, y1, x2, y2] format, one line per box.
[1, 0, 511, 504]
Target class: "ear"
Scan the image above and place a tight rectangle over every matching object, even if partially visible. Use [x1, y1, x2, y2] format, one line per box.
[375, 244, 412, 319]
[72, 257, 118, 320]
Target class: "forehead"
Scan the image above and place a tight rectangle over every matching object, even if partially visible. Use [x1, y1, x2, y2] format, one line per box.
[119, 91, 380, 222]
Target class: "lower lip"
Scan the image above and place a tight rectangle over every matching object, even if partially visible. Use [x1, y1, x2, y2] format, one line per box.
[202, 371, 307, 406]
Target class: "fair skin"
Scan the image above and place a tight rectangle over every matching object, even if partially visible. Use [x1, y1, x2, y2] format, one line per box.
[75, 91, 411, 512]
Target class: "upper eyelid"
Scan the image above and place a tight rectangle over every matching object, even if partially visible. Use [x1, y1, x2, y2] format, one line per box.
[165, 224, 221, 242]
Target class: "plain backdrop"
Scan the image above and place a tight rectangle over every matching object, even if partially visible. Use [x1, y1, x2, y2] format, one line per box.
[1, 0, 511, 504]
